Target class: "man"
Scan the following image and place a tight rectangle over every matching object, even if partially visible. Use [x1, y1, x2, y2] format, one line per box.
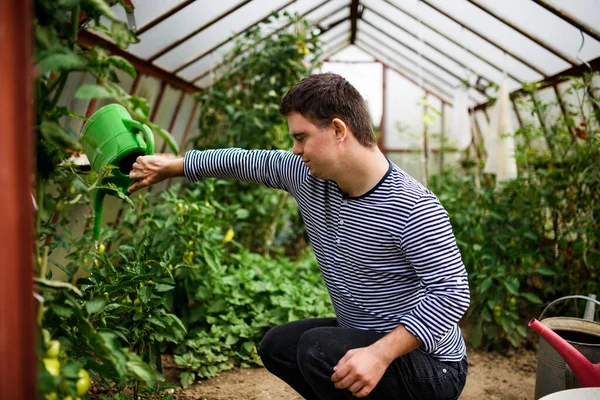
[128, 73, 470, 399]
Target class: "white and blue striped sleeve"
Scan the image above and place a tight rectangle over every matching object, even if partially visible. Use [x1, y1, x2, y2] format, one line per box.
[398, 193, 470, 353]
[183, 148, 307, 195]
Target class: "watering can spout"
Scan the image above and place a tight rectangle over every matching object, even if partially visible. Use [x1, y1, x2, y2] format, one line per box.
[529, 318, 600, 387]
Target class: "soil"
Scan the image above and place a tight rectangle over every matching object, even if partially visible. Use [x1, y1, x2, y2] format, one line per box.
[144, 347, 538, 400]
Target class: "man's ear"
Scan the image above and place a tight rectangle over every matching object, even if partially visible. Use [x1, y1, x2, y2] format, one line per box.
[331, 118, 348, 141]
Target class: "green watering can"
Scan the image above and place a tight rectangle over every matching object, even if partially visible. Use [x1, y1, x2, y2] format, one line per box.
[81, 103, 155, 241]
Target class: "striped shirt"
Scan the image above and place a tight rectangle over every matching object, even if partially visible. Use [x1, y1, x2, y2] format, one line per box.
[184, 148, 470, 362]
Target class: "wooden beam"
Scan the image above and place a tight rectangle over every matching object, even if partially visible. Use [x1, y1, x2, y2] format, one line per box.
[474, 56, 600, 110]
[529, 0, 600, 43]
[420, 0, 547, 77]
[149, 0, 254, 61]
[0, 0, 36, 398]
[467, 0, 578, 65]
[366, 6, 505, 86]
[383, 0, 526, 83]
[78, 30, 201, 93]
[350, 0, 359, 44]
[193, 2, 345, 84]
[355, 43, 453, 105]
[136, 0, 196, 35]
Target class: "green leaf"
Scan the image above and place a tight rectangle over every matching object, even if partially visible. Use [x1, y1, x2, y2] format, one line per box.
[521, 292, 543, 304]
[86, 297, 106, 314]
[235, 209, 250, 219]
[504, 279, 520, 296]
[180, 371, 195, 389]
[34, 278, 82, 296]
[39, 121, 81, 151]
[108, 55, 137, 78]
[126, 357, 155, 382]
[516, 325, 528, 338]
[166, 313, 187, 334]
[156, 128, 179, 154]
[111, 21, 139, 49]
[74, 84, 114, 100]
[536, 268, 556, 276]
[86, 0, 118, 21]
[38, 52, 84, 74]
[154, 284, 175, 292]
[202, 243, 219, 272]
[139, 286, 152, 302]
[479, 277, 492, 294]
[52, 304, 74, 318]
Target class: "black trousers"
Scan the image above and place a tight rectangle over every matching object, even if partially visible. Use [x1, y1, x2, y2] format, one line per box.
[258, 318, 468, 400]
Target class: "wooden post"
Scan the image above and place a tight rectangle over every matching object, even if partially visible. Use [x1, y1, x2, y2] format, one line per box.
[0, 0, 36, 398]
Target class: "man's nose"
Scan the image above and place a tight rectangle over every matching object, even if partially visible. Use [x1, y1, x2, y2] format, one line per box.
[292, 142, 302, 156]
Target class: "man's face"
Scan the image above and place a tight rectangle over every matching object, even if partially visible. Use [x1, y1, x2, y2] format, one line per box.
[287, 111, 338, 179]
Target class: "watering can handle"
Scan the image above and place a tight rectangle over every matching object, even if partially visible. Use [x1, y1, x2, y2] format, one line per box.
[122, 118, 155, 155]
[538, 295, 600, 321]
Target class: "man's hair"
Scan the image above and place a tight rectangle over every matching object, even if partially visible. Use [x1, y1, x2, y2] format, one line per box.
[279, 73, 377, 147]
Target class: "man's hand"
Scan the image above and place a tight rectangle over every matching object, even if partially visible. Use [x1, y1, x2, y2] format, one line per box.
[331, 346, 390, 398]
[128, 155, 183, 193]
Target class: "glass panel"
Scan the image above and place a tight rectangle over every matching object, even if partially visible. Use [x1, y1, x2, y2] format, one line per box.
[318, 20, 351, 44]
[384, 68, 426, 150]
[196, 74, 215, 90]
[177, 41, 236, 81]
[269, 0, 349, 31]
[425, 96, 443, 150]
[514, 95, 540, 127]
[423, 0, 571, 76]
[558, 78, 597, 130]
[362, 11, 475, 85]
[388, 152, 425, 183]
[58, 72, 97, 133]
[545, 0, 600, 37]
[327, 44, 374, 62]
[111, 0, 192, 30]
[383, 0, 543, 83]
[93, 69, 136, 112]
[177, 1, 347, 81]
[321, 40, 351, 60]
[356, 37, 455, 102]
[170, 95, 197, 151]
[152, 0, 289, 70]
[135, 75, 164, 112]
[318, 59, 383, 127]
[363, 0, 522, 88]
[476, 0, 600, 69]
[317, 7, 349, 29]
[151, 86, 182, 151]
[358, 21, 462, 87]
[126, 0, 245, 59]
[537, 86, 563, 130]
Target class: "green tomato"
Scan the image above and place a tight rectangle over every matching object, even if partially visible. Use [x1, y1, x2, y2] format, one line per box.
[45, 393, 58, 400]
[76, 369, 91, 396]
[45, 340, 60, 358]
[43, 358, 61, 376]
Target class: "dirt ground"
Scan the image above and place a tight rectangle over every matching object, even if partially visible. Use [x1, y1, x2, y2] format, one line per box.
[163, 347, 538, 400]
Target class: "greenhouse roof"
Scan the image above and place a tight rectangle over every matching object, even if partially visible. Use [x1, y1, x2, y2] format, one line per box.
[83, 0, 600, 107]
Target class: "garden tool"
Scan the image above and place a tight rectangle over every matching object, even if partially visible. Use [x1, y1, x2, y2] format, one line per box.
[529, 295, 600, 393]
[81, 103, 154, 241]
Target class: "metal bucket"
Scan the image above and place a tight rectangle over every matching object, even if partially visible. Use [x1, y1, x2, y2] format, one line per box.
[539, 388, 600, 400]
[534, 295, 600, 400]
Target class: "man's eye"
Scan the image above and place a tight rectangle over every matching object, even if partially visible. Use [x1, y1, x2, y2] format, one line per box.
[297, 137, 305, 143]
